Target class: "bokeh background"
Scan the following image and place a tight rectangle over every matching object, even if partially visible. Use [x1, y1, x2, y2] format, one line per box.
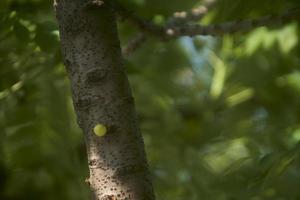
[1, 0, 300, 199]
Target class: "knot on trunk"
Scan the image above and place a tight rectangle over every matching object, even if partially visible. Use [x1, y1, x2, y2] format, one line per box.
[86, 68, 107, 84]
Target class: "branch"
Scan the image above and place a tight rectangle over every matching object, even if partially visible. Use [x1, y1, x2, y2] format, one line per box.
[115, 1, 300, 39]
[119, 0, 217, 55]
[166, 9, 300, 38]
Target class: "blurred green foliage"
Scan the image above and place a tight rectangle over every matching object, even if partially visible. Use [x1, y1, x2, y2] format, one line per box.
[1, 0, 300, 200]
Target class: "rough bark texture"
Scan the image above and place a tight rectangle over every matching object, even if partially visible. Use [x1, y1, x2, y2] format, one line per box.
[54, 0, 155, 199]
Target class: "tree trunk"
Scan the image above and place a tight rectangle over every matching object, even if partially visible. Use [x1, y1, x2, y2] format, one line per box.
[54, 1, 155, 199]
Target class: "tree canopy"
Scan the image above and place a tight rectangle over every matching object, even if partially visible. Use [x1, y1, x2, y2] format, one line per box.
[0, 0, 300, 199]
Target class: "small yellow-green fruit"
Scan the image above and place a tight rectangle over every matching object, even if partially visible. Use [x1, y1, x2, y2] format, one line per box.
[93, 123, 107, 137]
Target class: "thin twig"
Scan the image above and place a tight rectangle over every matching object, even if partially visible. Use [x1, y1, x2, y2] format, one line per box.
[122, 33, 147, 56]
[112, 2, 164, 37]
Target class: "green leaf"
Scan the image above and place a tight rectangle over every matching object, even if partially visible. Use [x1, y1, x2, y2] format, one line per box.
[13, 20, 30, 42]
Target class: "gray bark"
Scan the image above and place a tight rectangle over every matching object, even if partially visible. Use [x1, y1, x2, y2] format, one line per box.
[54, 0, 155, 199]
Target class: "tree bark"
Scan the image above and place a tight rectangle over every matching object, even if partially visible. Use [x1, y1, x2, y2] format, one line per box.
[54, 1, 155, 199]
